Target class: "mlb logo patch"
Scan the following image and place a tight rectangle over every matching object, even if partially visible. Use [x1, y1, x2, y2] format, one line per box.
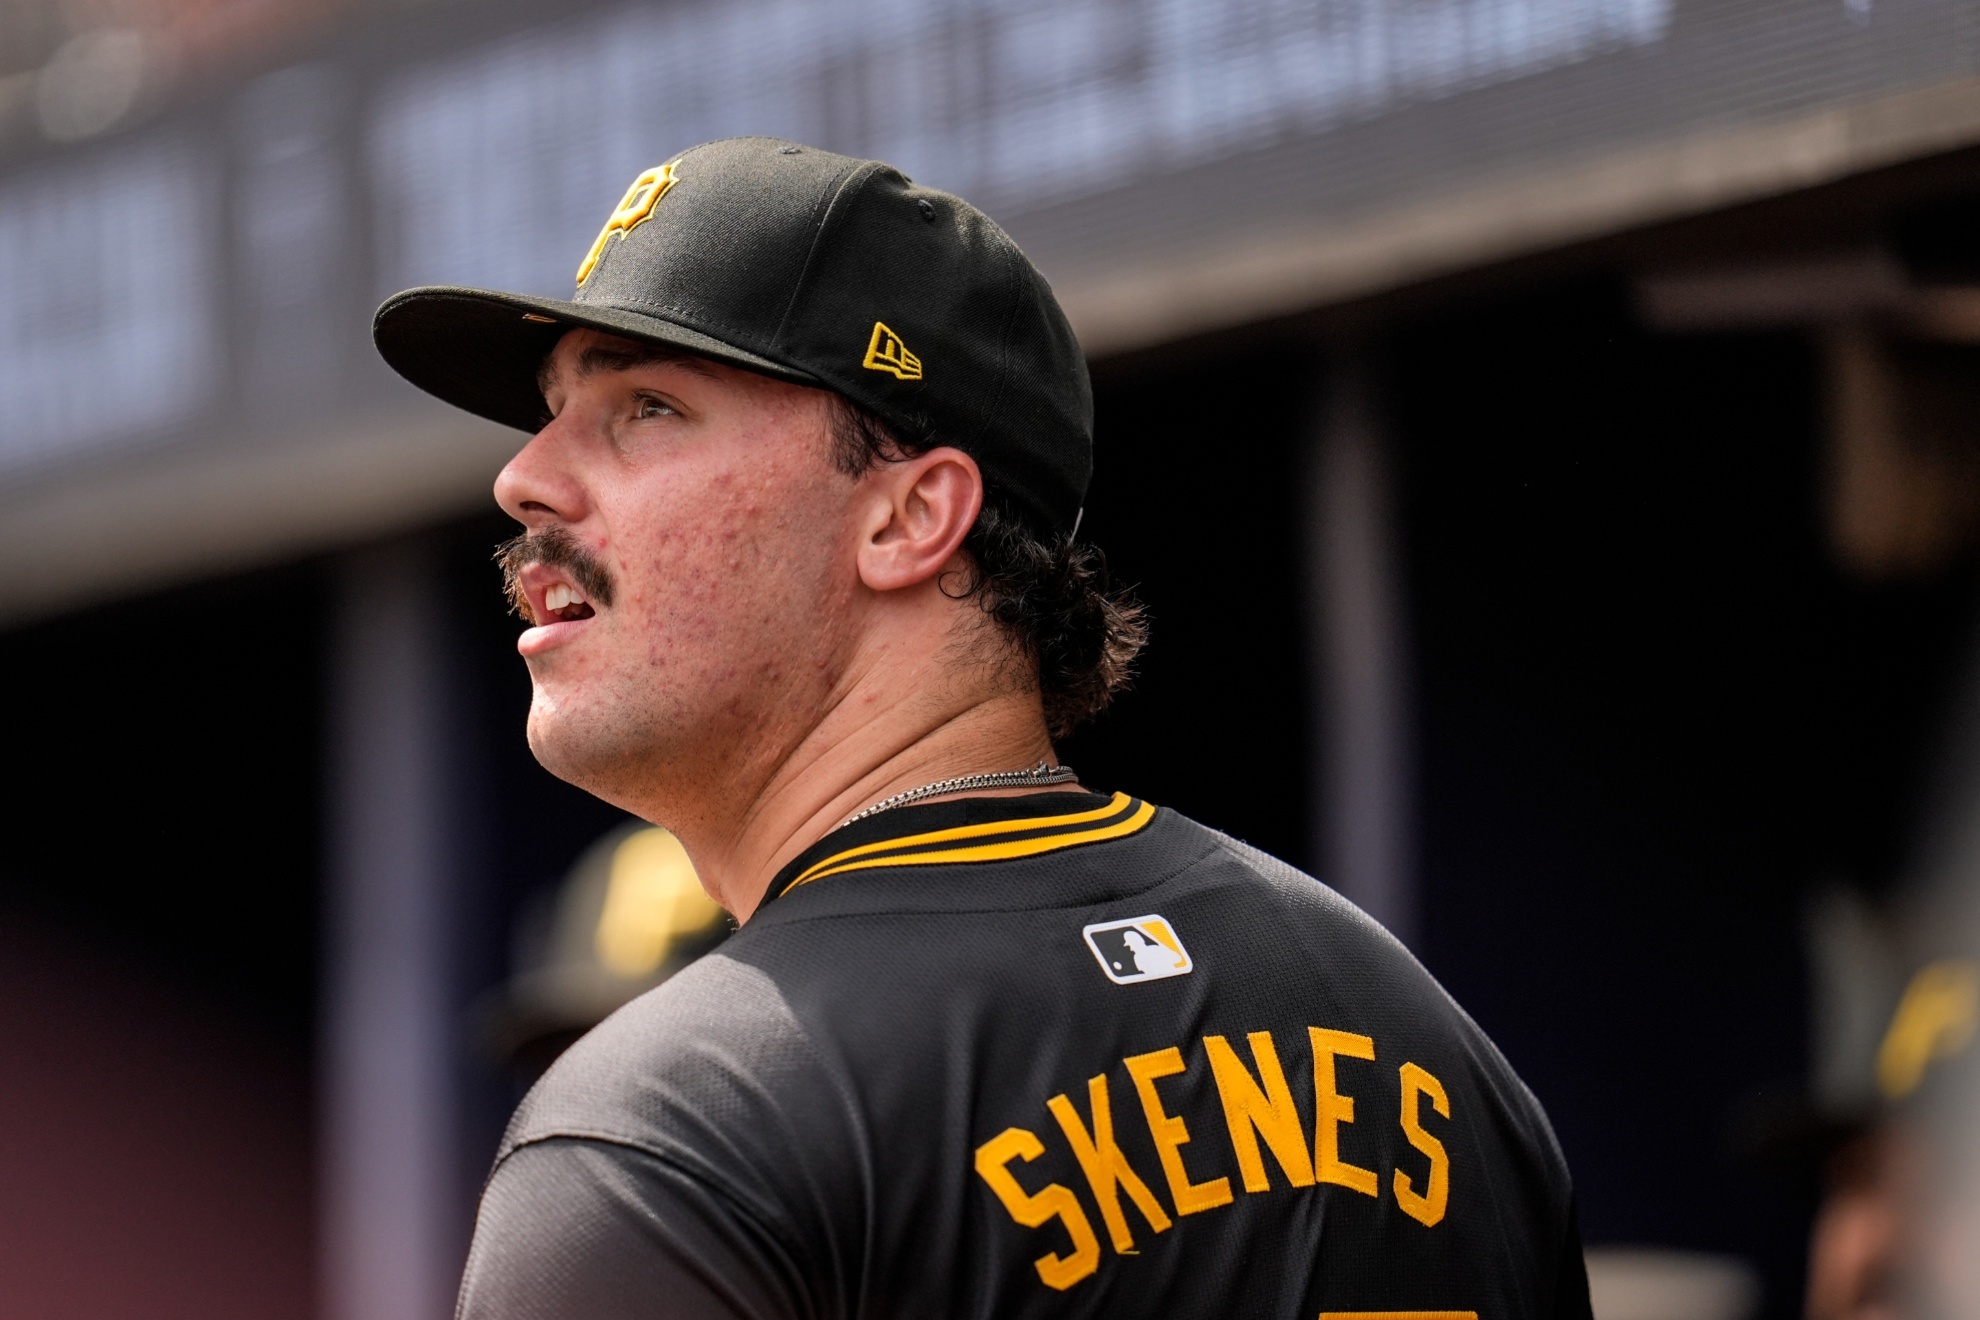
[1083, 915, 1193, 985]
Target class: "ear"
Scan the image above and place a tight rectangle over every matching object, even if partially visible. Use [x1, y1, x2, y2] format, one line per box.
[855, 447, 984, 592]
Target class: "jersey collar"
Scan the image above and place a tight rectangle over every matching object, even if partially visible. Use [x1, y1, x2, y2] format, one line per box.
[759, 789, 1154, 911]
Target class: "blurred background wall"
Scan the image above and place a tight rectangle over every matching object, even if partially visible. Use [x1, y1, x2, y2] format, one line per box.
[8, 0, 1980, 1316]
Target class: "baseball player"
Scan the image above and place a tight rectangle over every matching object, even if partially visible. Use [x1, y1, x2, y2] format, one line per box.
[373, 137, 1593, 1319]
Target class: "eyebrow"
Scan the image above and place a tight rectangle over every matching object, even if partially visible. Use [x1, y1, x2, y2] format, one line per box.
[537, 341, 720, 398]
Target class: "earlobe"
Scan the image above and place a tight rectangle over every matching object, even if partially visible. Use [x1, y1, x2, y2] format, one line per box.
[856, 447, 984, 593]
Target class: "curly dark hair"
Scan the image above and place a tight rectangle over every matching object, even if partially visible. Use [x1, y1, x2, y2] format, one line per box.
[828, 397, 1147, 740]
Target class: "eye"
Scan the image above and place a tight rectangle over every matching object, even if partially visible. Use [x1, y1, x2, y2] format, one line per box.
[634, 394, 678, 420]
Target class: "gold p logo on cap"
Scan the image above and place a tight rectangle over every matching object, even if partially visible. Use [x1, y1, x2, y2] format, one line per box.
[576, 162, 680, 287]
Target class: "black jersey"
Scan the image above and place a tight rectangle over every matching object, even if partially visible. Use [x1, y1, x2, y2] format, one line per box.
[457, 791, 1592, 1320]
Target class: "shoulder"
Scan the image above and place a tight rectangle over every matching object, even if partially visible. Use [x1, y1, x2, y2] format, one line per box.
[1178, 816, 1398, 930]
[500, 948, 850, 1171]
[1164, 814, 1573, 1172]
[1150, 810, 1418, 974]
[477, 955, 865, 1318]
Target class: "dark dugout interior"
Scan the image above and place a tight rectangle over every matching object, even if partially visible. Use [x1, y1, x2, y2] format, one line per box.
[0, 565, 324, 1316]
[1077, 274, 1976, 1319]
[1068, 344, 1317, 865]
[0, 565, 326, 1039]
[1386, 278, 1975, 1318]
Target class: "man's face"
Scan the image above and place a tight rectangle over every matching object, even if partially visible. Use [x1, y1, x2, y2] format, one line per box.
[494, 329, 862, 815]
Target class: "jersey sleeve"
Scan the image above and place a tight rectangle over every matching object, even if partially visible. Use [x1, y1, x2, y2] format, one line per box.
[457, 1137, 799, 1320]
[462, 953, 864, 1320]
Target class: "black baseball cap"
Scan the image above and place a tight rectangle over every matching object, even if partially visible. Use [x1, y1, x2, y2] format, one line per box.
[372, 136, 1092, 537]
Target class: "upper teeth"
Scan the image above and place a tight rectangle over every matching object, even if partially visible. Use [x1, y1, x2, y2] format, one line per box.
[545, 583, 585, 612]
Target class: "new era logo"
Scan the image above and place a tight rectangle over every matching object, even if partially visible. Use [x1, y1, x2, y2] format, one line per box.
[863, 321, 923, 380]
[1083, 915, 1193, 985]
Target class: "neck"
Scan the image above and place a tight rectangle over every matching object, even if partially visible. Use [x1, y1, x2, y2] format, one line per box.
[666, 676, 1061, 923]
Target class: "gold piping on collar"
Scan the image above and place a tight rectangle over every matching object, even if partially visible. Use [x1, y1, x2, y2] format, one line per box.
[781, 792, 1155, 897]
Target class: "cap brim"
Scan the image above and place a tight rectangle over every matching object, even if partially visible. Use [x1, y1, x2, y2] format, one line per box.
[372, 286, 823, 433]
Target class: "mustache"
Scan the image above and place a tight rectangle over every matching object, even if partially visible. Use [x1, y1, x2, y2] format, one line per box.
[496, 527, 616, 622]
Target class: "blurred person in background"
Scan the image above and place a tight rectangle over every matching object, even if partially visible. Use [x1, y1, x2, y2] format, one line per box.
[373, 137, 1595, 1319]
[1799, 669, 1980, 1320]
[1802, 956, 1977, 1320]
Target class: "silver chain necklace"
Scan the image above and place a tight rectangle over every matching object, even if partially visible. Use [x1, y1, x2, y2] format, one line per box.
[840, 760, 1078, 827]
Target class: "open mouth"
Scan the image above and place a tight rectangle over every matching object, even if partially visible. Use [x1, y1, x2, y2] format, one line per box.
[498, 528, 614, 633]
[539, 581, 595, 623]
[519, 566, 600, 627]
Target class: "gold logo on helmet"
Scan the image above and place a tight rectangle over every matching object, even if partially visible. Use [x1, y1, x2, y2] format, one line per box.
[862, 321, 923, 380]
[576, 162, 679, 287]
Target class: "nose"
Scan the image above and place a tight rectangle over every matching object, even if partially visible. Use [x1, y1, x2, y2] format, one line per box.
[494, 418, 589, 529]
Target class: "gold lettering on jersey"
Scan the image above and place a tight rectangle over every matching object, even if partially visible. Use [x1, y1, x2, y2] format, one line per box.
[576, 163, 679, 286]
[1394, 1062, 1452, 1227]
[973, 1128, 1101, 1289]
[1046, 1074, 1172, 1252]
[1309, 1027, 1380, 1196]
[976, 1025, 1457, 1293]
[1124, 1047, 1233, 1216]
[1205, 1032, 1314, 1192]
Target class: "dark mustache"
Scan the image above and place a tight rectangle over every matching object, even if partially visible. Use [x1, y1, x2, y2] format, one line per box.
[496, 527, 616, 622]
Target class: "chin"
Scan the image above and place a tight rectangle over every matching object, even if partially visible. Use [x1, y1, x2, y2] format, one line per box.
[525, 699, 644, 806]
[525, 678, 702, 815]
